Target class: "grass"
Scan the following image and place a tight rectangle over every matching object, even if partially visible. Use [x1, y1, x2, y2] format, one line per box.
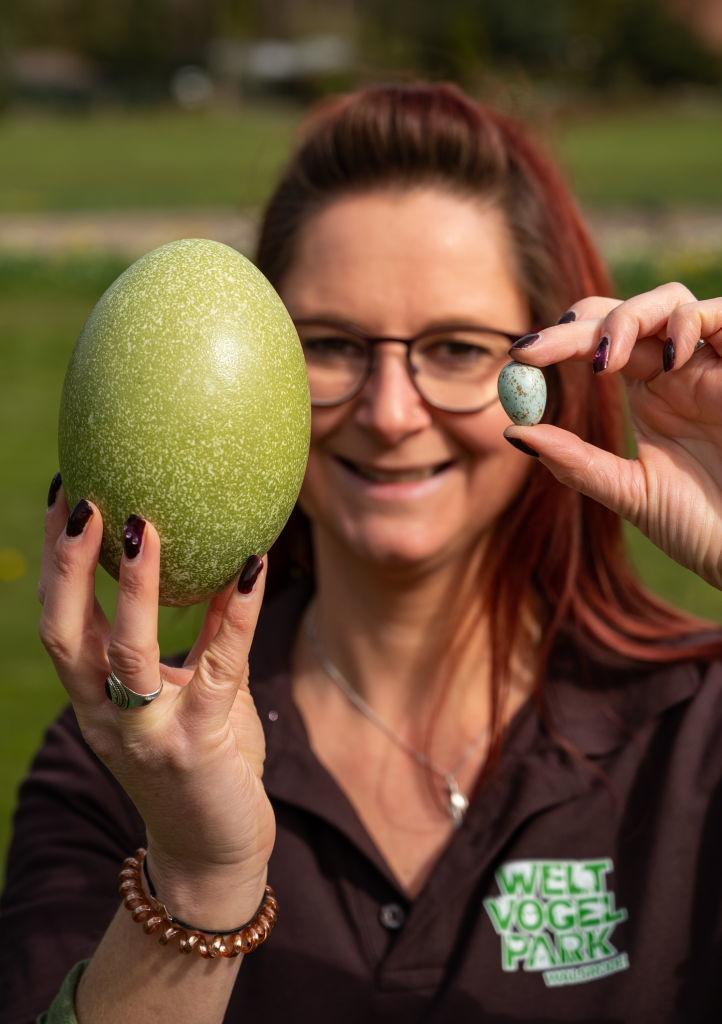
[0, 98, 720, 212]
[0, 104, 299, 212]
[551, 100, 722, 207]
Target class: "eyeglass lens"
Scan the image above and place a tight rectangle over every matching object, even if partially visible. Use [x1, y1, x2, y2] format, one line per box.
[295, 323, 515, 412]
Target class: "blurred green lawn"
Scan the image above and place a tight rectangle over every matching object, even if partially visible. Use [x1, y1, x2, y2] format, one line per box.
[0, 99, 720, 212]
[552, 101, 722, 207]
[0, 105, 299, 211]
[1, 99, 721, 873]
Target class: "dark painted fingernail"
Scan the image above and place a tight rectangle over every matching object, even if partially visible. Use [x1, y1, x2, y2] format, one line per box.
[66, 499, 93, 537]
[238, 555, 263, 593]
[509, 332, 541, 351]
[592, 336, 610, 374]
[123, 515, 146, 559]
[47, 472, 62, 507]
[663, 337, 675, 372]
[505, 435, 539, 457]
[556, 310, 577, 325]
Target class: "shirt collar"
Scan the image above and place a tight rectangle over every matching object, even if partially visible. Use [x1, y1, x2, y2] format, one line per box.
[541, 633, 702, 756]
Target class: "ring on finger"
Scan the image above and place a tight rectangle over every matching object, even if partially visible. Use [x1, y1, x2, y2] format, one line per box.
[105, 670, 163, 710]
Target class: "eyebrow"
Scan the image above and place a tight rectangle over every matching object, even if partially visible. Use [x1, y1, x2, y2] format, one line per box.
[292, 314, 520, 337]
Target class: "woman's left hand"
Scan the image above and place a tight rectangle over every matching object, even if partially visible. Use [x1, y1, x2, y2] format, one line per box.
[506, 283, 722, 590]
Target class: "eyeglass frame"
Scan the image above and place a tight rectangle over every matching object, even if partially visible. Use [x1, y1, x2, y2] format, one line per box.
[293, 317, 522, 414]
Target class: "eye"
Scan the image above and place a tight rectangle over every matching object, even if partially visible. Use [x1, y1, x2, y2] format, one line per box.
[418, 336, 493, 370]
[301, 334, 366, 364]
[432, 339, 485, 360]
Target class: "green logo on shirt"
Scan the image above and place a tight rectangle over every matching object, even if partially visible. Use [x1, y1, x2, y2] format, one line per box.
[483, 858, 629, 987]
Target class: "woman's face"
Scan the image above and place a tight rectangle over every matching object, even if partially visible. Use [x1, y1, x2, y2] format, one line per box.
[279, 187, 535, 574]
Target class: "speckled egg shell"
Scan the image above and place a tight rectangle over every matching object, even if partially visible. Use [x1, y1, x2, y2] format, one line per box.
[497, 362, 547, 426]
[58, 238, 310, 606]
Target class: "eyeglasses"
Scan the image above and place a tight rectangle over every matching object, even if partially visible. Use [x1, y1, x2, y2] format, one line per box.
[293, 319, 520, 413]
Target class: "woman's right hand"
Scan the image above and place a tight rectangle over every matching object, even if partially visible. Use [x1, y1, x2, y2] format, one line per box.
[38, 484, 275, 927]
[505, 286, 722, 592]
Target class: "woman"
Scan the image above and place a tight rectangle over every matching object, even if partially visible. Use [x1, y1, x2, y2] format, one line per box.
[2, 82, 722, 1023]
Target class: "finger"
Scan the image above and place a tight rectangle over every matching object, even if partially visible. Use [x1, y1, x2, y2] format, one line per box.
[39, 499, 110, 700]
[511, 296, 621, 360]
[509, 317, 606, 365]
[554, 296, 621, 324]
[504, 424, 642, 524]
[39, 474, 69, 605]
[665, 297, 722, 370]
[180, 556, 266, 728]
[509, 316, 660, 380]
[183, 582, 236, 669]
[598, 282, 697, 375]
[106, 516, 163, 702]
[515, 285, 700, 381]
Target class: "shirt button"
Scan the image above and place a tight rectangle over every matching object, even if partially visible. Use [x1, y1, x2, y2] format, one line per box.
[379, 902, 406, 931]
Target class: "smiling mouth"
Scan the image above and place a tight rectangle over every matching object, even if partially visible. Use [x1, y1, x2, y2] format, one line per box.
[338, 458, 453, 483]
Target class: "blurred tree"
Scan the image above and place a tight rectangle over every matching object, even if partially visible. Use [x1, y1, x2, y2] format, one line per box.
[586, 0, 722, 88]
[1, 0, 356, 99]
[1, 0, 720, 100]
[3, 0, 225, 95]
[359, 0, 722, 91]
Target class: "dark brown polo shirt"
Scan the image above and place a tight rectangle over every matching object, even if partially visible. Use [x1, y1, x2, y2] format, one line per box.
[2, 583, 722, 1023]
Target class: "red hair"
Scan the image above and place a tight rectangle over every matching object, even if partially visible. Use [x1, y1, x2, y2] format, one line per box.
[256, 82, 722, 762]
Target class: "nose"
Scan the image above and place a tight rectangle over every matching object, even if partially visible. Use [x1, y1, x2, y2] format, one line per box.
[353, 343, 433, 442]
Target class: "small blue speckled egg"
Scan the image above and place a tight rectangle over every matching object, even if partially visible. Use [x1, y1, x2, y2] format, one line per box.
[497, 362, 547, 425]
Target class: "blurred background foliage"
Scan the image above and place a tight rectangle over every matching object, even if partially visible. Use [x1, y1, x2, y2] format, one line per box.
[1, 0, 722, 105]
[360, 0, 722, 92]
[1, 0, 721, 869]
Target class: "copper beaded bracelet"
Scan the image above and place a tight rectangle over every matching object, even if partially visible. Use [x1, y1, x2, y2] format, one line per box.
[118, 848, 278, 959]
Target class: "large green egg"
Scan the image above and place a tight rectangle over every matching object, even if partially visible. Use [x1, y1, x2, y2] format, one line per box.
[58, 238, 310, 606]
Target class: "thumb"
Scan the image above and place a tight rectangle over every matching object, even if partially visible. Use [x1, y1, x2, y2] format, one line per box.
[505, 424, 643, 523]
[180, 556, 266, 727]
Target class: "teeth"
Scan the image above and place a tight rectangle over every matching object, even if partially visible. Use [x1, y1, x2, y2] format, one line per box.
[354, 465, 437, 483]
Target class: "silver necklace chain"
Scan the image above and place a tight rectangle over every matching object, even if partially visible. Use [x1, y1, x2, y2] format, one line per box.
[305, 613, 488, 827]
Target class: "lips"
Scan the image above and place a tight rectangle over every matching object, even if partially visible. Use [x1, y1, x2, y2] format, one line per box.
[337, 457, 453, 483]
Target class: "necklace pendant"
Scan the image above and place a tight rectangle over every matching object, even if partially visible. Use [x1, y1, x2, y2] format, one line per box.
[446, 775, 469, 827]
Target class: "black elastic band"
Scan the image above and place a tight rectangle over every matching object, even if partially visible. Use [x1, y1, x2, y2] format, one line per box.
[143, 855, 265, 935]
